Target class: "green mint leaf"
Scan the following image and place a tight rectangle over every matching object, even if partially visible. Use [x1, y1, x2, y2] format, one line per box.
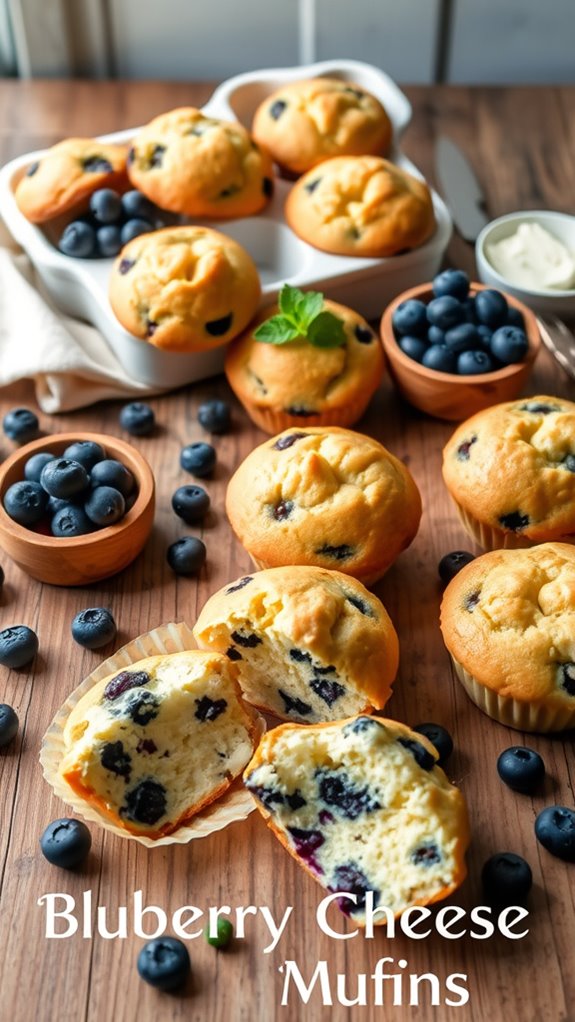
[306, 311, 347, 349]
[253, 316, 301, 345]
[278, 284, 304, 322]
[296, 289, 324, 327]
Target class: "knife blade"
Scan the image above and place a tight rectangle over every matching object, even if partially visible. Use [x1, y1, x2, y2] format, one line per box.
[435, 135, 489, 243]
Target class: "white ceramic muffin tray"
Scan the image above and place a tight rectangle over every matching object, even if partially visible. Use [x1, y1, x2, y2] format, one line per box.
[0, 60, 452, 390]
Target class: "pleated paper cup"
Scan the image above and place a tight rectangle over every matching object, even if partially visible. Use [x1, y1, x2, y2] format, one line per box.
[41, 621, 265, 848]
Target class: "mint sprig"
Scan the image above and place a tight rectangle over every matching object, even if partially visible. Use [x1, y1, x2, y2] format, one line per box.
[253, 284, 346, 349]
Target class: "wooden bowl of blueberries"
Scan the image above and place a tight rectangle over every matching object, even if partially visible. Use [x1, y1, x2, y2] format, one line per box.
[0, 431, 155, 585]
[380, 270, 541, 421]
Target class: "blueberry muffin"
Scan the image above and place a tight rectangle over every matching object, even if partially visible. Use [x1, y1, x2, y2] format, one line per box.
[443, 397, 575, 550]
[251, 78, 392, 176]
[193, 566, 399, 722]
[441, 543, 575, 732]
[108, 226, 261, 352]
[225, 297, 384, 433]
[245, 715, 469, 922]
[225, 427, 422, 585]
[59, 650, 260, 838]
[126, 107, 274, 218]
[285, 156, 435, 258]
[15, 138, 128, 224]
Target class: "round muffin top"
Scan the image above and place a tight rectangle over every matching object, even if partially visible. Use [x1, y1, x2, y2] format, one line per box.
[15, 138, 128, 224]
[443, 397, 575, 542]
[126, 107, 274, 218]
[252, 77, 392, 175]
[225, 427, 422, 583]
[225, 298, 384, 418]
[108, 226, 261, 352]
[441, 543, 575, 706]
[285, 156, 436, 258]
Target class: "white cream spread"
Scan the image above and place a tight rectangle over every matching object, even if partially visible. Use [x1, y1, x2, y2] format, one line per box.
[486, 221, 575, 291]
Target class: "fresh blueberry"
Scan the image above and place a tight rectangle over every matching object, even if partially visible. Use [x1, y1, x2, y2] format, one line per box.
[205, 918, 233, 949]
[198, 399, 231, 434]
[475, 289, 508, 328]
[398, 335, 428, 362]
[171, 485, 210, 523]
[167, 537, 206, 575]
[46, 496, 71, 517]
[40, 818, 92, 869]
[426, 296, 465, 331]
[413, 723, 453, 766]
[481, 853, 532, 905]
[432, 269, 470, 301]
[71, 607, 117, 649]
[84, 486, 125, 526]
[0, 564, 3, 588]
[392, 299, 428, 337]
[398, 737, 435, 771]
[506, 306, 525, 329]
[3, 481, 47, 526]
[90, 459, 134, 497]
[490, 326, 528, 365]
[120, 218, 153, 245]
[119, 402, 155, 436]
[476, 324, 493, 347]
[51, 505, 92, 537]
[427, 325, 445, 345]
[457, 350, 495, 374]
[0, 625, 38, 668]
[535, 806, 575, 861]
[0, 704, 18, 747]
[89, 188, 122, 225]
[121, 190, 157, 220]
[137, 937, 190, 991]
[444, 323, 481, 353]
[41, 459, 89, 499]
[63, 441, 106, 472]
[96, 224, 122, 257]
[58, 221, 96, 258]
[438, 550, 475, 583]
[180, 442, 216, 478]
[3, 407, 39, 443]
[462, 296, 477, 322]
[422, 345, 457, 373]
[24, 452, 55, 482]
[497, 747, 545, 794]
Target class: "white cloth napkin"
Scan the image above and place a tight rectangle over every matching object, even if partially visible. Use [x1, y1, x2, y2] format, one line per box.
[0, 221, 158, 414]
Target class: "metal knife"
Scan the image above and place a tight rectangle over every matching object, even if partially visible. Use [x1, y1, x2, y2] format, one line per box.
[435, 136, 490, 243]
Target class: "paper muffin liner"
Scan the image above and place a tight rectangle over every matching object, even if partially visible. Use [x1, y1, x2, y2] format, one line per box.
[454, 502, 537, 552]
[41, 621, 265, 848]
[450, 655, 575, 733]
[236, 392, 375, 436]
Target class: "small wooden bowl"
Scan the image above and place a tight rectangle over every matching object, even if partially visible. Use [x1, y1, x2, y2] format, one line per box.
[380, 282, 541, 421]
[0, 432, 155, 586]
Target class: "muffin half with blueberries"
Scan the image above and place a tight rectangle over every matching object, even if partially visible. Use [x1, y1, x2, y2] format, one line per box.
[443, 396, 575, 550]
[441, 543, 575, 731]
[225, 284, 384, 433]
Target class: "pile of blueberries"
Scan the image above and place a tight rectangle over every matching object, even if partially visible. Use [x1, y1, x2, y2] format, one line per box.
[58, 188, 165, 259]
[3, 437, 137, 537]
[393, 269, 529, 375]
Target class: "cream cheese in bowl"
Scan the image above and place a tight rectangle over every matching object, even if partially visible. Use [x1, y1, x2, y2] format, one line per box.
[486, 221, 575, 291]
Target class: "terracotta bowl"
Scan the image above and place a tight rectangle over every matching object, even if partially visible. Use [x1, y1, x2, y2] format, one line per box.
[380, 282, 541, 421]
[0, 432, 155, 586]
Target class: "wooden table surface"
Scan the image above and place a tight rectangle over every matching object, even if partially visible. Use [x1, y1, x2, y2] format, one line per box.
[0, 80, 574, 1022]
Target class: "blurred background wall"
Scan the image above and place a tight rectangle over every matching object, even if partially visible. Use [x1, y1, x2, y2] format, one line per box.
[1, 0, 574, 82]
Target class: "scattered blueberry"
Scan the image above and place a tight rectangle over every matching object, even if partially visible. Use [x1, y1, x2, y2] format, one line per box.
[120, 218, 153, 245]
[475, 289, 508, 329]
[205, 918, 234, 949]
[137, 937, 190, 991]
[59, 221, 96, 258]
[432, 269, 470, 301]
[96, 224, 122, 257]
[71, 608, 117, 649]
[198, 399, 231, 434]
[180, 442, 216, 478]
[24, 452, 55, 482]
[444, 323, 481, 353]
[121, 191, 156, 220]
[3, 481, 48, 526]
[90, 459, 134, 497]
[398, 737, 435, 771]
[167, 537, 206, 575]
[457, 350, 495, 374]
[40, 818, 92, 869]
[89, 188, 122, 224]
[438, 550, 475, 584]
[0, 704, 18, 747]
[119, 402, 155, 436]
[535, 806, 575, 861]
[84, 486, 125, 526]
[490, 326, 528, 365]
[51, 504, 92, 537]
[482, 853, 532, 905]
[63, 441, 105, 472]
[3, 407, 39, 443]
[426, 296, 465, 331]
[413, 723, 453, 766]
[171, 485, 210, 524]
[392, 299, 428, 336]
[0, 625, 38, 668]
[399, 336, 428, 362]
[422, 345, 458, 373]
[497, 747, 545, 794]
[40, 459, 89, 499]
